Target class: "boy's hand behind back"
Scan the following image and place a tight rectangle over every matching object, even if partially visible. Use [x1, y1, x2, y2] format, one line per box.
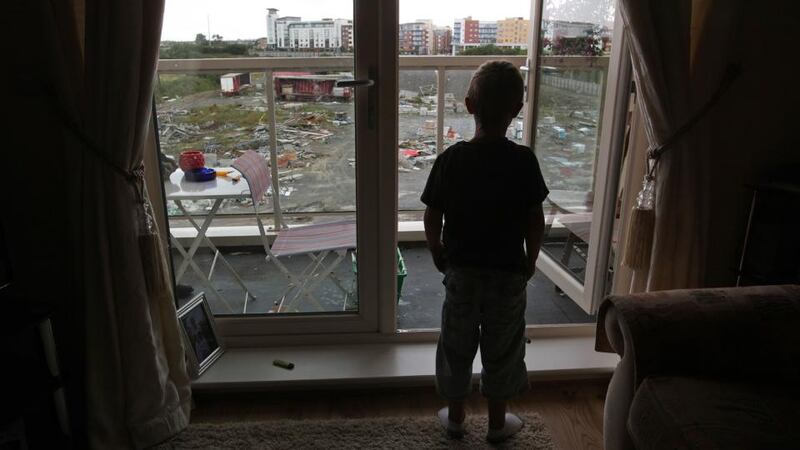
[424, 206, 448, 274]
[431, 246, 448, 273]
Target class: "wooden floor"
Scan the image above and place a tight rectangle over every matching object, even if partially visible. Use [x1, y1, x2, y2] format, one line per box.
[192, 378, 608, 449]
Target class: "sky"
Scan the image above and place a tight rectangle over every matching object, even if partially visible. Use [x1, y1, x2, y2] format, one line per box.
[161, 0, 613, 42]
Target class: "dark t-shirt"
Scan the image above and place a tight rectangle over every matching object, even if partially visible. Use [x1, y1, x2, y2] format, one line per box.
[421, 138, 549, 273]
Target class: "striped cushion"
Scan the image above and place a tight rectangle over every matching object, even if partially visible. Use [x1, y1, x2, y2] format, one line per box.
[271, 220, 357, 257]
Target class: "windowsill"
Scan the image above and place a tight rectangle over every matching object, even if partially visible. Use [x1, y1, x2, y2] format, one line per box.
[193, 335, 618, 391]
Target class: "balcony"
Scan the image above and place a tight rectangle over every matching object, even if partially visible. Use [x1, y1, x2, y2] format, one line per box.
[156, 54, 609, 329]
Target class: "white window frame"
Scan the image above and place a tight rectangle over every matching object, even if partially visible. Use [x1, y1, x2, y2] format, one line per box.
[149, 0, 632, 346]
[522, 3, 631, 315]
[153, 1, 398, 339]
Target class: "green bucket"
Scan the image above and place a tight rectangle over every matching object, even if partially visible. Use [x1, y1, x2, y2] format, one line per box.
[351, 248, 407, 301]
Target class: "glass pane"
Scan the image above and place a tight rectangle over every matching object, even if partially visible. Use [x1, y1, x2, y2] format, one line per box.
[158, 1, 359, 317]
[398, 70, 438, 214]
[395, 0, 599, 331]
[535, 0, 615, 284]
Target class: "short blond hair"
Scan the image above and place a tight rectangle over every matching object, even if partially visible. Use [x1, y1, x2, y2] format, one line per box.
[466, 60, 524, 127]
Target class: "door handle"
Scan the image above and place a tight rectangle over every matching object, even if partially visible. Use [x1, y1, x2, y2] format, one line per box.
[336, 79, 375, 87]
[338, 73, 377, 130]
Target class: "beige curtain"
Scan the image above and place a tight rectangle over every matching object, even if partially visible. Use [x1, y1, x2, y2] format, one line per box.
[618, 0, 744, 291]
[77, 0, 192, 448]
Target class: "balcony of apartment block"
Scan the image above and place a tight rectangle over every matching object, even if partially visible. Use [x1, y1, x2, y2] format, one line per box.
[155, 54, 609, 330]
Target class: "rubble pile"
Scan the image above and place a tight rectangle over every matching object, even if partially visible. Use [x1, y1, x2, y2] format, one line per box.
[398, 92, 465, 117]
[537, 110, 599, 191]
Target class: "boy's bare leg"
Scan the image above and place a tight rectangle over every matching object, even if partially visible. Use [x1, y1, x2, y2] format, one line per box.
[488, 399, 506, 430]
[448, 400, 466, 424]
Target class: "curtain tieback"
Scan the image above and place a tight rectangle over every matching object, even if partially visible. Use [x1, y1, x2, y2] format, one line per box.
[646, 63, 742, 177]
[623, 64, 742, 270]
[40, 84, 148, 203]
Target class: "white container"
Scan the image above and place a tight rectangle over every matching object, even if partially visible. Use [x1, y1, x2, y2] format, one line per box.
[571, 143, 586, 154]
[203, 153, 218, 166]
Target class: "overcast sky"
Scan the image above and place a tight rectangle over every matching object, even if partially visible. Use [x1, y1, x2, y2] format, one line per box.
[161, 0, 614, 41]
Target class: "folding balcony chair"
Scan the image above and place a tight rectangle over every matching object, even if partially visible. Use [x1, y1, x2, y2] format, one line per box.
[232, 151, 356, 313]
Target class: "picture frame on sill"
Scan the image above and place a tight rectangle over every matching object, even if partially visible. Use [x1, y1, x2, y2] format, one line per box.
[176, 292, 224, 378]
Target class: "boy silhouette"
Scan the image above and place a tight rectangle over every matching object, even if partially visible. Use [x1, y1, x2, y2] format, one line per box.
[422, 60, 548, 443]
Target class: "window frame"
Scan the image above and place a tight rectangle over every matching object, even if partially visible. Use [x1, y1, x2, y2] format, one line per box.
[521, 3, 632, 315]
[148, 0, 631, 345]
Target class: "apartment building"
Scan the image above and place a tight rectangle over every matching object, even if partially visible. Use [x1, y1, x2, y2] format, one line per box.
[545, 20, 595, 40]
[266, 8, 279, 48]
[497, 17, 530, 45]
[477, 21, 497, 44]
[341, 23, 353, 52]
[288, 19, 350, 50]
[275, 16, 301, 48]
[432, 26, 452, 55]
[266, 9, 352, 51]
[399, 20, 434, 55]
[452, 17, 480, 45]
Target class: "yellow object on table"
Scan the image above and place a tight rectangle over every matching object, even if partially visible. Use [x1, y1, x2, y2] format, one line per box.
[215, 168, 241, 181]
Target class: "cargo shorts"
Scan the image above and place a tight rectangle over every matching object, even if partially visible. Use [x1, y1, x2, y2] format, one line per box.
[435, 266, 530, 401]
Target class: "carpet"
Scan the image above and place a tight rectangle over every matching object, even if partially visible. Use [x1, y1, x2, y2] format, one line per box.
[154, 413, 556, 449]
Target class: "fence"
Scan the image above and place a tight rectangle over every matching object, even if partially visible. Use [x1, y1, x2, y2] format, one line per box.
[540, 74, 603, 96]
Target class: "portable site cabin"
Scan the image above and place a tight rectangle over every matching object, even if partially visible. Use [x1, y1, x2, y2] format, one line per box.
[220, 73, 251, 96]
[273, 72, 353, 101]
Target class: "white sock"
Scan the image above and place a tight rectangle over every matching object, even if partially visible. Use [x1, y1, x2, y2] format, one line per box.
[437, 407, 465, 438]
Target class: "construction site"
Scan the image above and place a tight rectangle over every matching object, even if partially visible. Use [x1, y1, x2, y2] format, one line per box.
[156, 69, 601, 218]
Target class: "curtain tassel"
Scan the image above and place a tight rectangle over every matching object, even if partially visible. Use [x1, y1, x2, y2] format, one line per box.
[622, 174, 656, 270]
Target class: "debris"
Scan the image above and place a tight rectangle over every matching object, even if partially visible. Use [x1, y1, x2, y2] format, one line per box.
[415, 155, 437, 164]
[418, 84, 436, 96]
[418, 106, 437, 116]
[284, 111, 327, 128]
[279, 173, 303, 182]
[332, 111, 352, 126]
[446, 126, 460, 140]
[276, 150, 297, 168]
[417, 120, 436, 137]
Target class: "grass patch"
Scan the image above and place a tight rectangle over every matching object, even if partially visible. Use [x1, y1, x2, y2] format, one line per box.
[156, 74, 218, 101]
[183, 104, 266, 128]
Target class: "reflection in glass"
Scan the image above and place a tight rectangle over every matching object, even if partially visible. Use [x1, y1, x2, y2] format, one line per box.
[536, 0, 615, 284]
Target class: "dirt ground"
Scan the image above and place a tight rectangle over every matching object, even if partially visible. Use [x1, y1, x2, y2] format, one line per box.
[156, 70, 602, 217]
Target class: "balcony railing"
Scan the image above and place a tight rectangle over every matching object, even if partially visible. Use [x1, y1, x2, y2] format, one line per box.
[156, 55, 610, 229]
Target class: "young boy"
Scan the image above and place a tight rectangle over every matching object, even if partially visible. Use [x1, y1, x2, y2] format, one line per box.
[421, 61, 548, 443]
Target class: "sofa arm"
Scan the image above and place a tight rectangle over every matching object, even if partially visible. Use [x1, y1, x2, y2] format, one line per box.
[597, 285, 800, 387]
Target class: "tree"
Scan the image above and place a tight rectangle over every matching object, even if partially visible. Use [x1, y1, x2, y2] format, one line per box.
[550, 28, 603, 56]
[212, 34, 223, 42]
[195, 33, 208, 46]
[459, 44, 526, 56]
